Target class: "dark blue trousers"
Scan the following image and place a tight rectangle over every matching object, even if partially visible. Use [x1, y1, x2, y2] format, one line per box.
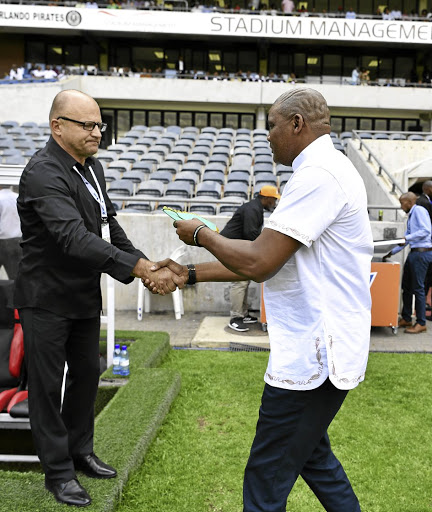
[243, 379, 360, 512]
[401, 250, 432, 326]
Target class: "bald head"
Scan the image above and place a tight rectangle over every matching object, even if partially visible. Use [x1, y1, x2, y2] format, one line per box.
[399, 191, 417, 213]
[49, 90, 99, 123]
[272, 88, 331, 137]
[422, 180, 432, 195]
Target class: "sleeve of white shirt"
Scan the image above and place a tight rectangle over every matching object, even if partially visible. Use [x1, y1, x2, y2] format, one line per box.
[266, 166, 347, 248]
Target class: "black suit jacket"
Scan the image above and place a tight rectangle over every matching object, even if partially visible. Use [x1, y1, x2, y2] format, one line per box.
[416, 194, 432, 224]
[14, 137, 145, 318]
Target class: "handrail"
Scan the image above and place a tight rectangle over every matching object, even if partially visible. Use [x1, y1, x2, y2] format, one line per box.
[351, 130, 405, 196]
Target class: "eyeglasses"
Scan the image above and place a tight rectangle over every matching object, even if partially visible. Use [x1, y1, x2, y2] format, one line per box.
[57, 116, 107, 133]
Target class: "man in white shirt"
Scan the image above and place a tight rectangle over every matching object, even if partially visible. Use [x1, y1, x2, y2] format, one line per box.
[0, 186, 22, 280]
[148, 88, 373, 512]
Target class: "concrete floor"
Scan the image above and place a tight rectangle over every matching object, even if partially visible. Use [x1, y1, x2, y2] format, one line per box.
[115, 310, 432, 353]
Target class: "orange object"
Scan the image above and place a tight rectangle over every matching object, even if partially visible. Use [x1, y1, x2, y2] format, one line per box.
[370, 262, 400, 332]
[260, 283, 267, 331]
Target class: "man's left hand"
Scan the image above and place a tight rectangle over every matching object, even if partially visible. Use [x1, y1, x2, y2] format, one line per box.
[174, 219, 205, 246]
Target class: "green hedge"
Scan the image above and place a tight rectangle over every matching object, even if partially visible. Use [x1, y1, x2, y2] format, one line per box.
[0, 331, 180, 512]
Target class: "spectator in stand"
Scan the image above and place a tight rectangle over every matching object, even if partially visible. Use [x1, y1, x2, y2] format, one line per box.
[177, 56, 185, 76]
[287, 71, 296, 83]
[281, 0, 295, 13]
[351, 66, 360, 85]
[107, 0, 120, 8]
[85, 0, 99, 8]
[43, 66, 58, 80]
[382, 7, 394, 19]
[9, 64, 24, 81]
[360, 68, 370, 85]
[31, 66, 45, 79]
[345, 6, 356, 18]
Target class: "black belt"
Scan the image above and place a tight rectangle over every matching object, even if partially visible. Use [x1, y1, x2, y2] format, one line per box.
[411, 248, 432, 253]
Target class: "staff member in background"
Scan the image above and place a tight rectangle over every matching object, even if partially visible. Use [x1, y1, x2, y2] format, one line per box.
[220, 185, 280, 332]
[0, 185, 22, 280]
[148, 88, 373, 512]
[416, 181, 432, 313]
[385, 191, 432, 334]
[14, 89, 183, 508]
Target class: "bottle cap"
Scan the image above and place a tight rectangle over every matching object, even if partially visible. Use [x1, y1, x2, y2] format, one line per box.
[115, 344, 120, 349]
[122, 345, 128, 350]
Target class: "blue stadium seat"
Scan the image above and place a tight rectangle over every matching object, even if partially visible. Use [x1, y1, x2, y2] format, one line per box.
[223, 182, 249, 200]
[181, 133, 199, 142]
[227, 171, 250, 185]
[166, 125, 182, 135]
[373, 133, 390, 140]
[131, 161, 154, 174]
[389, 133, 407, 140]
[128, 144, 147, 155]
[117, 137, 136, 146]
[175, 171, 200, 187]
[130, 125, 148, 132]
[118, 152, 141, 164]
[136, 137, 156, 148]
[172, 145, 192, 156]
[2, 148, 21, 157]
[181, 162, 202, 176]
[199, 134, 216, 142]
[124, 130, 144, 139]
[1, 121, 19, 129]
[3, 155, 26, 165]
[190, 204, 217, 215]
[218, 197, 243, 214]
[205, 162, 226, 173]
[253, 129, 268, 137]
[157, 138, 175, 150]
[25, 128, 44, 138]
[254, 163, 273, 174]
[165, 153, 187, 165]
[407, 134, 425, 141]
[124, 201, 153, 212]
[254, 154, 273, 165]
[192, 145, 211, 156]
[108, 161, 131, 173]
[149, 145, 170, 157]
[149, 126, 165, 133]
[213, 139, 231, 148]
[231, 155, 253, 172]
[165, 181, 193, 198]
[209, 154, 229, 166]
[111, 201, 123, 211]
[196, 181, 222, 199]
[234, 140, 251, 148]
[359, 132, 373, 139]
[107, 179, 134, 197]
[234, 147, 253, 157]
[21, 121, 38, 129]
[158, 162, 180, 175]
[254, 173, 277, 187]
[23, 148, 37, 158]
[195, 139, 213, 148]
[340, 131, 353, 140]
[149, 170, 173, 184]
[108, 143, 129, 154]
[141, 153, 163, 165]
[0, 140, 15, 150]
[182, 126, 199, 134]
[212, 147, 230, 158]
[176, 138, 195, 148]
[105, 169, 122, 182]
[279, 172, 293, 187]
[201, 127, 218, 135]
[276, 164, 293, 175]
[237, 128, 251, 136]
[187, 154, 208, 166]
[122, 170, 147, 183]
[219, 128, 235, 136]
[203, 170, 225, 185]
[137, 180, 165, 197]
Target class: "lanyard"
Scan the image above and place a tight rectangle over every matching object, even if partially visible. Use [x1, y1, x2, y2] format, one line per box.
[73, 164, 108, 220]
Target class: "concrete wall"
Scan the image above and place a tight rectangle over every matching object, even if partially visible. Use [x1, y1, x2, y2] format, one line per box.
[1, 77, 432, 125]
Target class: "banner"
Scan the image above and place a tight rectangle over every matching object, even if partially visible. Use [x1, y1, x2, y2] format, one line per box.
[0, 5, 431, 44]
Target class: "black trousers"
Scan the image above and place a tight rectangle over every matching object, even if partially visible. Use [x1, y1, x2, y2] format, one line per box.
[19, 307, 100, 484]
[243, 379, 361, 512]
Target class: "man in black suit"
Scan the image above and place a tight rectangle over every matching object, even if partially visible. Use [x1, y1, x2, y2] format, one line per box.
[416, 180, 432, 313]
[14, 90, 183, 507]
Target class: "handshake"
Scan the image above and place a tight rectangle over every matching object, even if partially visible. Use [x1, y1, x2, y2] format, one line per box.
[132, 258, 188, 295]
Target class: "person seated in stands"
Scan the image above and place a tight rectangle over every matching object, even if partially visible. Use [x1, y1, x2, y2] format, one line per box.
[8, 64, 24, 81]
[390, 8, 402, 19]
[345, 6, 356, 18]
[85, 0, 99, 8]
[43, 65, 58, 80]
[351, 66, 360, 85]
[287, 71, 296, 83]
[360, 68, 370, 85]
[382, 7, 394, 19]
[107, 0, 121, 7]
[31, 66, 45, 79]
[281, 0, 295, 13]
[212, 71, 220, 80]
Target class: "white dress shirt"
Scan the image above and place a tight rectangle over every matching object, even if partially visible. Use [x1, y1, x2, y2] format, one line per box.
[264, 135, 373, 391]
[0, 189, 21, 239]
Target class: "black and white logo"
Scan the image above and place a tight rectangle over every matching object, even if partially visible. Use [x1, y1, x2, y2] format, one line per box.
[66, 10, 82, 27]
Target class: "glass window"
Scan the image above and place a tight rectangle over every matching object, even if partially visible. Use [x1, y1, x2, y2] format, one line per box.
[64, 44, 80, 66]
[322, 54, 341, 76]
[374, 119, 388, 131]
[294, 53, 306, 78]
[163, 112, 178, 126]
[239, 50, 257, 73]
[132, 47, 161, 71]
[345, 118, 358, 132]
[377, 57, 393, 79]
[395, 56, 414, 80]
[306, 55, 321, 76]
[359, 118, 373, 131]
[47, 44, 63, 66]
[240, 114, 255, 130]
[179, 112, 193, 128]
[191, 50, 206, 72]
[314, 0, 328, 14]
[225, 114, 239, 130]
[195, 113, 209, 128]
[330, 117, 343, 135]
[389, 119, 403, 132]
[82, 44, 99, 66]
[165, 49, 179, 71]
[359, 0, 374, 14]
[132, 111, 147, 127]
[26, 40, 45, 64]
[209, 113, 223, 129]
[223, 51, 237, 74]
[208, 50, 222, 74]
[343, 56, 358, 77]
[148, 111, 162, 128]
[113, 46, 131, 68]
[117, 111, 131, 138]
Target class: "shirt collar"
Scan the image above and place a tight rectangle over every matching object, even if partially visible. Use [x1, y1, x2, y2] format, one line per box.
[292, 134, 333, 172]
[46, 136, 96, 172]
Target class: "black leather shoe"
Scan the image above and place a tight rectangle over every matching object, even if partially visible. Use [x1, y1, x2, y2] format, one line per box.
[74, 453, 117, 479]
[45, 478, 91, 507]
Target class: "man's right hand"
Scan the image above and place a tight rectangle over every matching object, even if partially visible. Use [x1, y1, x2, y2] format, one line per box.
[132, 258, 186, 295]
[143, 259, 189, 295]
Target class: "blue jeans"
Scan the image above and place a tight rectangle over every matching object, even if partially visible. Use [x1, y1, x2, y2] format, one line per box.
[243, 380, 361, 512]
[401, 250, 432, 326]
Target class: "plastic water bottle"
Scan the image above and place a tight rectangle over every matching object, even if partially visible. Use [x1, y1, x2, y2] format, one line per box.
[113, 344, 121, 375]
[120, 345, 130, 377]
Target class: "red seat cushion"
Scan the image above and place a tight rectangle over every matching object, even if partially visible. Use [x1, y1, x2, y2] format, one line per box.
[7, 390, 28, 414]
[0, 387, 18, 412]
[9, 323, 24, 378]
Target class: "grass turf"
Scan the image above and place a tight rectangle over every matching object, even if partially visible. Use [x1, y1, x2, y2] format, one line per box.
[115, 350, 432, 512]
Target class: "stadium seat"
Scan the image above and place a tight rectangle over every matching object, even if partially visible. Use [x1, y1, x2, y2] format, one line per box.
[175, 171, 200, 187]
[237, 128, 251, 136]
[208, 154, 229, 166]
[2, 148, 21, 158]
[136, 137, 156, 148]
[128, 144, 147, 155]
[144, 131, 161, 140]
[158, 162, 180, 175]
[254, 163, 274, 174]
[124, 130, 144, 139]
[276, 164, 293, 175]
[3, 155, 26, 165]
[121, 170, 147, 183]
[0, 140, 14, 151]
[213, 139, 231, 148]
[130, 125, 147, 132]
[234, 147, 253, 157]
[424, 135, 432, 141]
[111, 201, 123, 211]
[23, 148, 37, 158]
[219, 127, 235, 136]
[181, 162, 202, 175]
[203, 170, 225, 184]
[149, 126, 165, 133]
[149, 145, 170, 157]
[141, 153, 163, 165]
[137, 180, 165, 197]
[234, 141, 251, 149]
[279, 172, 293, 187]
[254, 173, 277, 187]
[333, 144, 345, 153]
[254, 151, 273, 160]
[165, 181, 193, 198]
[117, 137, 136, 146]
[25, 128, 44, 138]
[340, 131, 353, 140]
[187, 154, 208, 166]
[181, 133, 199, 142]
[107, 179, 134, 197]
[166, 125, 182, 135]
[196, 181, 222, 199]
[158, 137, 176, 149]
[199, 134, 216, 143]
[21, 121, 38, 129]
[1, 121, 19, 129]
[201, 127, 218, 135]
[389, 133, 407, 140]
[124, 201, 153, 212]
[108, 161, 131, 173]
[231, 155, 253, 172]
[172, 145, 192, 156]
[108, 143, 129, 154]
[118, 152, 141, 164]
[205, 162, 226, 173]
[253, 129, 268, 137]
[407, 134, 425, 141]
[212, 147, 231, 159]
[373, 133, 390, 140]
[227, 171, 250, 185]
[105, 169, 122, 182]
[192, 145, 211, 156]
[150, 170, 173, 184]
[132, 161, 154, 174]
[177, 138, 195, 148]
[359, 132, 373, 139]
[182, 126, 200, 134]
[190, 204, 217, 215]
[165, 153, 186, 165]
[223, 182, 249, 200]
